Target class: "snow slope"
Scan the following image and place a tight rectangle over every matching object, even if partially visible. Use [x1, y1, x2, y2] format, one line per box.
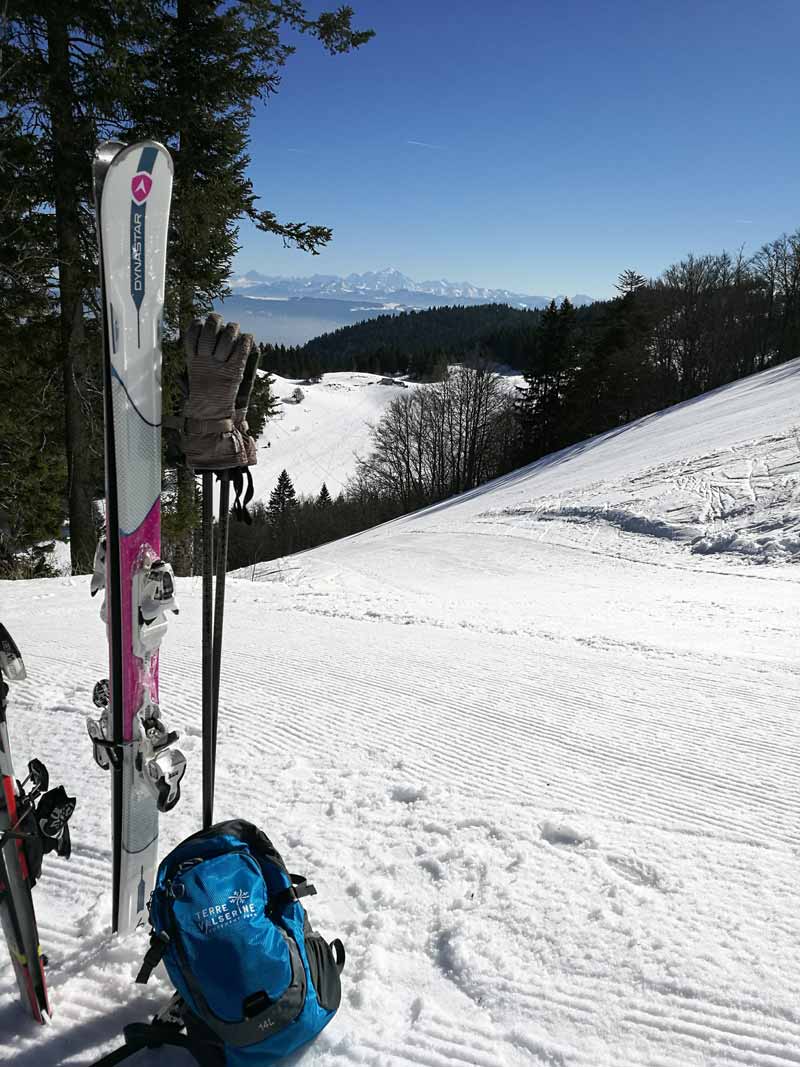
[1, 359, 799, 1065]
[254, 372, 417, 500]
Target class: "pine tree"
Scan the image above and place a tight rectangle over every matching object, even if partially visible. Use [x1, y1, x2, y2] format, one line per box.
[615, 269, 647, 296]
[317, 483, 332, 507]
[268, 470, 297, 520]
[516, 299, 578, 461]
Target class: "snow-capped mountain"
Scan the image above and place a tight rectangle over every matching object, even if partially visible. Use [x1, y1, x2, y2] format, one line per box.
[230, 268, 594, 309]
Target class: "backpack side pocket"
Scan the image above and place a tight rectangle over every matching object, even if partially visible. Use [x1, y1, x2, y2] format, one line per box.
[304, 933, 344, 1013]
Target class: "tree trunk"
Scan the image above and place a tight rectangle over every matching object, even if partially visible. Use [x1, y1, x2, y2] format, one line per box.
[163, 0, 200, 577]
[47, 10, 96, 574]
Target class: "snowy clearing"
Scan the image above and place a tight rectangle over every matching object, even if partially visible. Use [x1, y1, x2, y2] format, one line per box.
[252, 372, 417, 501]
[1, 359, 799, 1065]
[251, 370, 524, 502]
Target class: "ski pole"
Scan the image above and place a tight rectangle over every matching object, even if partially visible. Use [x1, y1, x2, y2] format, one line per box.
[201, 471, 215, 829]
[210, 472, 231, 814]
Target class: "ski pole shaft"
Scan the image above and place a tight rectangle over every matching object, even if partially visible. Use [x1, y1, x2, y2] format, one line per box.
[210, 473, 231, 813]
[201, 472, 215, 829]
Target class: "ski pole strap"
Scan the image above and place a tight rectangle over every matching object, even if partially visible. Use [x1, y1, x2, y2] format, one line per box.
[90, 1022, 212, 1067]
[230, 467, 254, 523]
[136, 931, 170, 984]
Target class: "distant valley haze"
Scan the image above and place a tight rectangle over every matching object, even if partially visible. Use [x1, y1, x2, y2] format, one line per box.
[216, 267, 594, 345]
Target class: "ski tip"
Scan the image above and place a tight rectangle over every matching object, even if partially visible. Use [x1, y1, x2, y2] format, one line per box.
[98, 139, 174, 177]
[94, 139, 127, 170]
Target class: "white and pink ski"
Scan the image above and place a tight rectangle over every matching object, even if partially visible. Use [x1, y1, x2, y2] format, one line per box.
[90, 141, 185, 935]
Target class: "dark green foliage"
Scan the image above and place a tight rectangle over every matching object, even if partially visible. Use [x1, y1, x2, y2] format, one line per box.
[615, 269, 647, 296]
[268, 469, 297, 518]
[0, 320, 69, 576]
[515, 300, 578, 459]
[513, 242, 800, 467]
[225, 484, 407, 572]
[246, 372, 280, 441]
[263, 469, 297, 556]
[265, 304, 543, 379]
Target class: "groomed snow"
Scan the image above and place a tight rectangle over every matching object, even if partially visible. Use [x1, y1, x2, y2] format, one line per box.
[1, 359, 799, 1065]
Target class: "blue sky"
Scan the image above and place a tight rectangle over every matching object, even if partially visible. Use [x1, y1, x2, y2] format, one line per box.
[235, 0, 800, 298]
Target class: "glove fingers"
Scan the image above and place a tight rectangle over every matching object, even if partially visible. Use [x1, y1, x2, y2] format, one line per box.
[233, 336, 257, 407]
[196, 313, 224, 359]
[185, 316, 205, 355]
[212, 320, 241, 364]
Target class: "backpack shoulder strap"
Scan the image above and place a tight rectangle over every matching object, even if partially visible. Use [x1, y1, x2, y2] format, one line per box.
[90, 1022, 218, 1067]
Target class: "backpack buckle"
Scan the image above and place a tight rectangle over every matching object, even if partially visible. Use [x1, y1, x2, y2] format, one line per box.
[136, 931, 170, 985]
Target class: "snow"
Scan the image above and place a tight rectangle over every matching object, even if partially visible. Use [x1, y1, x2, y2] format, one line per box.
[254, 370, 523, 503]
[253, 372, 420, 500]
[1, 359, 799, 1065]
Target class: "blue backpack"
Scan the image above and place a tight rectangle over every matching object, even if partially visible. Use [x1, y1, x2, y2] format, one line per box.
[96, 820, 345, 1066]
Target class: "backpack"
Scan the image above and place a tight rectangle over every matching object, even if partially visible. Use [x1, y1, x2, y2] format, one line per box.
[96, 819, 345, 1066]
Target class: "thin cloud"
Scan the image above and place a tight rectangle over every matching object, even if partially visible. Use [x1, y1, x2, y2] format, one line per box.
[735, 218, 754, 224]
[407, 139, 445, 150]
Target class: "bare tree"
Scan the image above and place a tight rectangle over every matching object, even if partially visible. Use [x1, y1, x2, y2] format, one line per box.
[355, 365, 516, 506]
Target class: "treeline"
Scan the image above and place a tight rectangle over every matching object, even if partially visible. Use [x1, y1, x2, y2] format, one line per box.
[259, 303, 542, 380]
[516, 246, 800, 463]
[226, 471, 408, 571]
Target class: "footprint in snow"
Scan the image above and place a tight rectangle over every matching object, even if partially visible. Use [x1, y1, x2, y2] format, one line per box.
[539, 819, 596, 849]
[391, 783, 428, 804]
[604, 853, 675, 892]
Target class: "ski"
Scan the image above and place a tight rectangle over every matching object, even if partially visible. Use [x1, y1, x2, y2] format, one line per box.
[0, 623, 76, 1022]
[90, 140, 185, 935]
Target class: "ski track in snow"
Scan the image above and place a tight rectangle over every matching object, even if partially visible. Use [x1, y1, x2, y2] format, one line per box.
[1, 359, 800, 1064]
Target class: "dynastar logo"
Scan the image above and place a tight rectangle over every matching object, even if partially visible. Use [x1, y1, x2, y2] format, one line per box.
[131, 211, 144, 294]
[131, 172, 153, 205]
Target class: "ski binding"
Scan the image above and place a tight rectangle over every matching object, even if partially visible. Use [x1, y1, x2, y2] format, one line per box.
[90, 538, 107, 624]
[133, 553, 178, 660]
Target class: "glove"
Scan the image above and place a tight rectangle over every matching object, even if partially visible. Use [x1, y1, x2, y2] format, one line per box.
[181, 314, 255, 471]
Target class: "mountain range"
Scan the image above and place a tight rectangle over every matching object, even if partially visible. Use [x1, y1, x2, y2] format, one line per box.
[230, 267, 594, 310]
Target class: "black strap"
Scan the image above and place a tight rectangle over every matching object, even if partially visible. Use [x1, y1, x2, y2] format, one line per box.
[135, 931, 170, 984]
[330, 938, 346, 974]
[90, 1023, 206, 1067]
[268, 875, 317, 915]
[241, 468, 254, 519]
[230, 467, 254, 524]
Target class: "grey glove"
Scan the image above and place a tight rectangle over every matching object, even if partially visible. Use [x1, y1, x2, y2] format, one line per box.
[182, 314, 255, 471]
